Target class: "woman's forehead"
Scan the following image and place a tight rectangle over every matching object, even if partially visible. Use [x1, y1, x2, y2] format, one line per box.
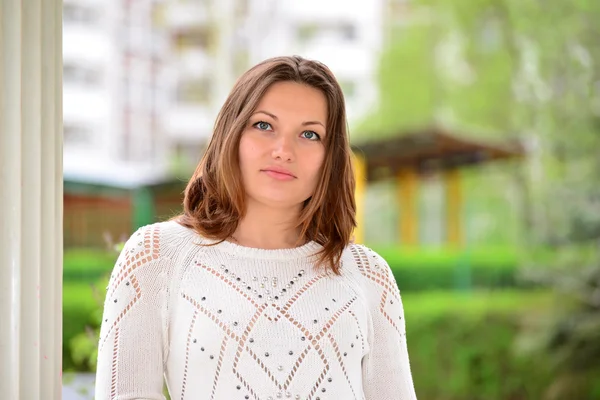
[254, 82, 328, 122]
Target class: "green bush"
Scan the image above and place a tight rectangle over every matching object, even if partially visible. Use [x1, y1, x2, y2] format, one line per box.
[65, 281, 600, 398]
[64, 245, 556, 291]
[372, 246, 547, 291]
[403, 289, 559, 399]
[63, 246, 120, 370]
[64, 248, 117, 283]
[63, 280, 107, 371]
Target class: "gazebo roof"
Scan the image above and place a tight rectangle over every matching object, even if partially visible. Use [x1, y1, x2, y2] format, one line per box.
[351, 126, 525, 181]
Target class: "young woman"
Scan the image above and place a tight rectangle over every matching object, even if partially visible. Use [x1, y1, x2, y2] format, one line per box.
[95, 55, 417, 400]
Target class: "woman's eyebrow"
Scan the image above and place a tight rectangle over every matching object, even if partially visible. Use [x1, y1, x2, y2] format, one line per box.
[254, 110, 278, 120]
[253, 110, 325, 129]
[302, 121, 325, 128]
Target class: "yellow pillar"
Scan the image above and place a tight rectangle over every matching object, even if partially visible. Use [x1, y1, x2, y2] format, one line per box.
[352, 153, 366, 244]
[445, 168, 463, 246]
[397, 168, 419, 246]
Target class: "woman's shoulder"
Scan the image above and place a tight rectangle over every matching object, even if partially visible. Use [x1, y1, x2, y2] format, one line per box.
[126, 219, 206, 257]
[342, 243, 391, 275]
[341, 243, 398, 292]
[112, 220, 205, 286]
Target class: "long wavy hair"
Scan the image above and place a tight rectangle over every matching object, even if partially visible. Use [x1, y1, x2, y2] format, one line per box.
[175, 55, 356, 275]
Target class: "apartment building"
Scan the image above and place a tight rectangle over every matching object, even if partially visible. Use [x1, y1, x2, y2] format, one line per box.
[63, 0, 171, 185]
[159, 0, 244, 167]
[63, 0, 388, 176]
[161, 0, 388, 166]
[245, 0, 385, 126]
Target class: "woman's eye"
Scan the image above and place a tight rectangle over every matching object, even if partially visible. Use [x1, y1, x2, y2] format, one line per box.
[254, 121, 272, 131]
[301, 131, 321, 141]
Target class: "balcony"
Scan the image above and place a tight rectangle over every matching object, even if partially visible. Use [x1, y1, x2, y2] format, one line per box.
[63, 25, 110, 64]
[301, 43, 372, 77]
[163, 2, 210, 32]
[287, 0, 376, 22]
[163, 104, 214, 143]
[176, 48, 213, 79]
[63, 86, 109, 124]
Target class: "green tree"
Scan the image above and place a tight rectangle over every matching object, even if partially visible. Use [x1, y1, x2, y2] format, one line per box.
[363, 0, 600, 397]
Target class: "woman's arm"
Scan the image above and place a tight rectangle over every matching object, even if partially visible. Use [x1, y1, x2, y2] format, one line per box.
[359, 247, 417, 400]
[95, 224, 170, 400]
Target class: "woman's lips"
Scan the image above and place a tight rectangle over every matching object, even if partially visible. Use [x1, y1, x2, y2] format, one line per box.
[261, 167, 296, 181]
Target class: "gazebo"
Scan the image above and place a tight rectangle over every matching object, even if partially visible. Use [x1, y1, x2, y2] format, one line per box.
[351, 126, 525, 246]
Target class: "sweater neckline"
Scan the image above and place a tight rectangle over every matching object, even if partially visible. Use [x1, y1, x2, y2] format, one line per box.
[172, 221, 323, 261]
[204, 237, 323, 261]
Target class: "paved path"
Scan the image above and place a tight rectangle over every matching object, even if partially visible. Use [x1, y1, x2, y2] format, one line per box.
[62, 373, 95, 400]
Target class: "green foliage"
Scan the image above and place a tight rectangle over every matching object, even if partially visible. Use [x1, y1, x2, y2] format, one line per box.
[377, 245, 517, 268]
[518, 248, 600, 399]
[379, 246, 518, 290]
[64, 248, 119, 282]
[355, 0, 600, 249]
[366, 21, 438, 135]
[65, 284, 566, 399]
[59, 244, 558, 371]
[62, 248, 118, 370]
[372, 245, 559, 291]
[65, 267, 599, 397]
[403, 289, 571, 399]
[356, 2, 600, 396]
[63, 281, 105, 371]
[70, 328, 100, 373]
[355, 0, 519, 139]
[64, 279, 173, 399]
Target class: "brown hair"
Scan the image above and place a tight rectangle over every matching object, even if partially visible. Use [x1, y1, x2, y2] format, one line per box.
[175, 55, 356, 275]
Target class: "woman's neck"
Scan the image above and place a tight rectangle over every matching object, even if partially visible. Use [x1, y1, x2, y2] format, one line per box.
[232, 202, 305, 249]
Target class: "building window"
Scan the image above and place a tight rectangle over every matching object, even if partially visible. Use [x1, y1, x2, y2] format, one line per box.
[340, 80, 356, 98]
[233, 49, 249, 77]
[340, 23, 356, 41]
[64, 124, 94, 147]
[176, 78, 212, 104]
[296, 23, 319, 44]
[234, 0, 249, 19]
[175, 29, 213, 51]
[63, 63, 102, 86]
[171, 141, 206, 175]
[296, 22, 357, 44]
[63, 3, 99, 24]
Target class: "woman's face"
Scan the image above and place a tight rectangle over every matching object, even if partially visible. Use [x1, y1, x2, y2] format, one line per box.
[239, 81, 328, 210]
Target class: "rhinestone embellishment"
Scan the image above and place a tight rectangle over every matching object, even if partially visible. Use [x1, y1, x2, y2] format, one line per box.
[217, 265, 306, 302]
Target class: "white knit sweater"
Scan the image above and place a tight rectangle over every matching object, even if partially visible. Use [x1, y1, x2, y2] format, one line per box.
[95, 220, 417, 400]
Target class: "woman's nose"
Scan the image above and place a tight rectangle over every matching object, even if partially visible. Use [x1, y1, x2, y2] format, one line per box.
[271, 133, 295, 161]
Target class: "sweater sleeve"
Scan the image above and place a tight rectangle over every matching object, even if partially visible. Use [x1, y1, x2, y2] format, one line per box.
[357, 246, 417, 400]
[94, 224, 170, 400]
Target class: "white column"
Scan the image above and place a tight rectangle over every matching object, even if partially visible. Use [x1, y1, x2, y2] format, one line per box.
[0, 0, 63, 399]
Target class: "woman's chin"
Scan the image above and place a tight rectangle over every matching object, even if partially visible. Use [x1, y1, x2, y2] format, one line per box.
[248, 194, 307, 210]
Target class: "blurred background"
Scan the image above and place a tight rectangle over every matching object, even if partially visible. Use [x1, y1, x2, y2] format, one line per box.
[61, 0, 600, 399]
